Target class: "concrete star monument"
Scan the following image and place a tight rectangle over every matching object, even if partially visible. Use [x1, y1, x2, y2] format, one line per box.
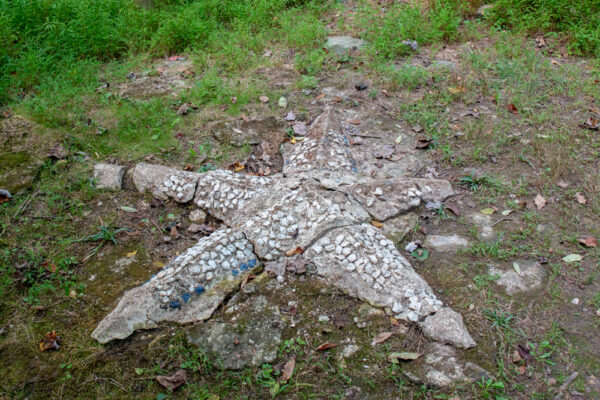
[92, 107, 475, 350]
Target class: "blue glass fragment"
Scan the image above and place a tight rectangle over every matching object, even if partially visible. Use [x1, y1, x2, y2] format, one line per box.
[232, 269, 239, 276]
[239, 263, 248, 271]
[194, 286, 205, 294]
[181, 292, 191, 303]
[169, 300, 181, 308]
[248, 259, 257, 268]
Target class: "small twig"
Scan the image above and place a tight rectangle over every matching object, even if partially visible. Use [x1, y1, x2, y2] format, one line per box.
[553, 371, 579, 400]
[348, 133, 383, 139]
[492, 217, 512, 227]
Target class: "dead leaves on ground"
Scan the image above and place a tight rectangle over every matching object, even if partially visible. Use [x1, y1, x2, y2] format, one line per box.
[156, 369, 187, 392]
[581, 117, 599, 130]
[579, 237, 597, 248]
[506, 103, 519, 114]
[371, 331, 393, 346]
[315, 342, 337, 351]
[280, 358, 295, 383]
[39, 331, 60, 351]
[534, 194, 546, 210]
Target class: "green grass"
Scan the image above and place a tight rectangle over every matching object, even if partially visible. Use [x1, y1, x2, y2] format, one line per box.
[490, 0, 600, 56]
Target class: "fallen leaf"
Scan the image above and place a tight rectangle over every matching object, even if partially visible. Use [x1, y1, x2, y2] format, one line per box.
[371, 220, 383, 228]
[120, 206, 138, 213]
[230, 96, 237, 104]
[188, 223, 213, 235]
[259, 95, 269, 103]
[390, 317, 399, 326]
[507, 103, 519, 114]
[445, 203, 461, 216]
[226, 161, 245, 173]
[562, 254, 582, 263]
[0, 189, 12, 204]
[579, 237, 597, 247]
[153, 261, 165, 269]
[156, 369, 187, 392]
[316, 342, 338, 351]
[556, 181, 569, 189]
[535, 36, 546, 47]
[480, 208, 495, 215]
[517, 344, 533, 364]
[501, 209, 513, 216]
[512, 262, 521, 275]
[39, 331, 60, 351]
[285, 111, 296, 121]
[534, 194, 546, 210]
[232, 128, 243, 134]
[415, 138, 433, 149]
[278, 97, 287, 108]
[126, 250, 137, 258]
[448, 86, 465, 94]
[315, 94, 325, 100]
[581, 117, 599, 130]
[371, 332, 393, 346]
[410, 124, 423, 133]
[346, 119, 361, 125]
[292, 122, 307, 136]
[410, 249, 429, 260]
[575, 192, 587, 204]
[285, 247, 304, 256]
[394, 135, 402, 144]
[388, 352, 420, 363]
[281, 358, 295, 382]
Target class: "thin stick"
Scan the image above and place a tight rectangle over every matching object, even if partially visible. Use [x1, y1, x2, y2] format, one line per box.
[348, 133, 383, 139]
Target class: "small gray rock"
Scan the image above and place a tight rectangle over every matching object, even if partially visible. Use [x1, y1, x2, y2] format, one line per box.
[325, 36, 366, 54]
[424, 234, 470, 253]
[419, 307, 476, 349]
[93, 163, 125, 190]
[189, 209, 207, 224]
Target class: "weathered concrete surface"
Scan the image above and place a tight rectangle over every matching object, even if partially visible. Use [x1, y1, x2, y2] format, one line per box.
[404, 342, 489, 388]
[93, 163, 125, 190]
[424, 234, 470, 253]
[188, 295, 283, 370]
[489, 260, 546, 295]
[94, 107, 473, 346]
[209, 117, 284, 146]
[117, 59, 194, 100]
[419, 307, 476, 349]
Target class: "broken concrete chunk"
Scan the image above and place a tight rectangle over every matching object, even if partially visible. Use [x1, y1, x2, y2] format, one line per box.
[419, 307, 476, 349]
[404, 342, 488, 388]
[189, 209, 207, 224]
[93, 163, 125, 190]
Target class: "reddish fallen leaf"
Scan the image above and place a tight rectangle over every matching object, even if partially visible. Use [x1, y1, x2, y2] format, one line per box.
[346, 119, 361, 125]
[415, 138, 433, 149]
[581, 117, 599, 130]
[170, 226, 179, 238]
[281, 358, 296, 382]
[371, 331, 393, 346]
[445, 203, 461, 216]
[371, 220, 383, 228]
[226, 161, 245, 173]
[315, 342, 338, 351]
[534, 194, 546, 210]
[290, 305, 298, 317]
[507, 103, 519, 114]
[0, 189, 11, 204]
[579, 237, 597, 248]
[575, 192, 587, 204]
[315, 94, 325, 100]
[39, 331, 60, 351]
[42, 261, 58, 273]
[156, 369, 187, 392]
[517, 344, 533, 364]
[285, 246, 304, 256]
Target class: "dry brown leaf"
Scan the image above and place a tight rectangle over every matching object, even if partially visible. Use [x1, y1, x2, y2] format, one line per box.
[285, 246, 304, 256]
[315, 94, 325, 100]
[315, 342, 338, 351]
[390, 317, 399, 326]
[507, 103, 519, 114]
[281, 358, 296, 382]
[448, 86, 465, 94]
[39, 331, 60, 351]
[156, 369, 187, 392]
[535, 36, 546, 47]
[259, 95, 269, 103]
[575, 192, 587, 204]
[579, 237, 597, 248]
[534, 194, 546, 210]
[371, 220, 383, 228]
[346, 119, 361, 125]
[371, 331, 393, 346]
